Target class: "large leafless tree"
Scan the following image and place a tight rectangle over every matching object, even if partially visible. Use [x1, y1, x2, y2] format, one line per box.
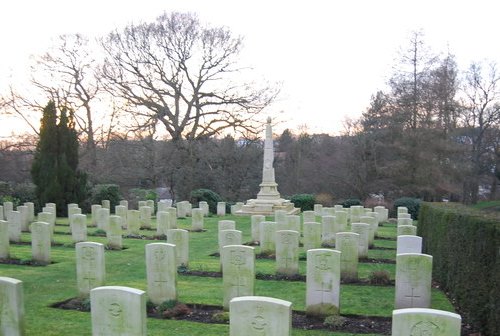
[100, 12, 278, 141]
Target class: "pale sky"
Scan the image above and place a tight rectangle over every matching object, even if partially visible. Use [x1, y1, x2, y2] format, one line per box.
[1, 0, 499, 138]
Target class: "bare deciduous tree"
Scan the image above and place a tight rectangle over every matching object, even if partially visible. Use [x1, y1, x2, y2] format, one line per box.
[100, 12, 278, 140]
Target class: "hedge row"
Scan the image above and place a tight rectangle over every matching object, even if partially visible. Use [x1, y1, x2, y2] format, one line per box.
[418, 202, 500, 335]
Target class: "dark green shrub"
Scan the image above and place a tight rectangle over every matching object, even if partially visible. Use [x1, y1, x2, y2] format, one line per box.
[340, 198, 362, 208]
[190, 188, 222, 214]
[211, 312, 230, 323]
[393, 197, 421, 219]
[419, 203, 500, 335]
[91, 184, 122, 209]
[323, 315, 346, 328]
[290, 194, 315, 211]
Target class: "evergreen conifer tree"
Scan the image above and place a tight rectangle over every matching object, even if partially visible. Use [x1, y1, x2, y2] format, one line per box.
[31, 101, 87, 216]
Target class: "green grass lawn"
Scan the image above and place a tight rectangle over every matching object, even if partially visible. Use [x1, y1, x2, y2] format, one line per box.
[0, 213, 456, 335]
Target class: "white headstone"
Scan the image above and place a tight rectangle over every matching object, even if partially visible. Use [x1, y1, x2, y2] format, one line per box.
[119, 200, 129, 209]
[219, 220, 236, 231]
[90, 286, 147, 335]
[31, 221, 51, 264]
[70, 214, 88, 243]
[38, 211, 54, 241]
[115, 205, 127, 229]
[156, 211, 170, 236]
[167, 229, 189, 267]
[335, 232, 359, 281]
[0, 220, 10, 259]
[395, 253, 433, 309]
[397, 207, 408, 214]
[229, 296, 292, 336]
[199, 201, 209, 216]
[397, 235, 423, 255]
[101, 199, 110, 210]
[17, 205, 29, 232]
[274, 210, 287, 231]
[24, 202, 35, 222]
[217, 202, 226, 216]
[391, 308, 461, 336]
[0, 276, 25, 336]
[398, 225, 417, 236]
[145, 243, 177, 304]
[303, 222, 322, 251]
[260, 221, 276, 254]
[398, 217, 414, 226]
[351, 223, 370, 258]
[127, 210, 141, 235]
[107, 215, 122, 249]
[334, 211, 348, 232]
[96, 208, 110, 231]
[306, 248, 341, 316]
[302, 210, 315, 224]
[219, 230, 243, 255]
[8, 210, 21, 242]
[91, 204, 102, 227]
[68, 206, 82, 219]
[360, 215, 377, 247]
[321, 216, 336, 246]
[285, 215, 300, 233]
[313, 204, 323, 216]
[76, 242, 105, 296]
[251, 215, 265, 242]
[275, 230, 299, 276]
[3, 202, 14, 222]
[222, 245, 255, 310]
[139, 206, 152, 229]
[191, 208, 204, 231]
[166, 207, 177, 229]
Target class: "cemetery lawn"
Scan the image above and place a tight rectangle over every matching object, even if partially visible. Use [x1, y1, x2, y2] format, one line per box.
[0, 215, 456, 335]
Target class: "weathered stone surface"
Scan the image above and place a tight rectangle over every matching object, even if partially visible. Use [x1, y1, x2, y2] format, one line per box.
[275, 230, 299, 276]
[397, 207, 408, 215]
[101, 200, 110, 210]
[70, 214, 87, 243]
[191, 208, 204, 231]
[8, 211, 21, 242]
[217, 202, 226, 216]
[91, 204, 102, 227]
[119, 200, 129, 209]
[229, 296, 292, 336]
[127, 210, 140, 235]
[398, 217, 414, 226]
[397, 225, 417, 236]
[391, 308, 461, 336]
[96, 208, 110, 231]
[17, 205, 29, 232]
[251, 215, 265, 242]
[0, 276, 25, 336]
[166, 229, 189, 267]
[351, 223, 370, 258]
[374, 206, 389, 222]
[260, 221, 276, 254]
[24, 202, 35, 223]
[302, 211, 315, 224]
[38, 211, 54, 241]
[31, 221, 51, 264]
[107, 215, 123, 249]
[76, 242, 105, 296]
[335, 232, 359, 281]
[306, 248, 341, 316]
[360, 215, 376, 247]
[218, 220, 236, 232]
[397, 235, 423, 255]
[285, 215, 300, 233]
[145, 243, 177, 304]
[139, 206, 152, 229]
[321, 216, 336, 246]
[115, 205, 128, 229]
[274, 210, 287, 231]
[199, 201, 209, 216]
[0, 220, 10, 259]
[334, 211, 348, 232]
[313, 204, 323, 216]
[166, 207, 177, 229]
[222, 245, 255, 310]
[90, 286, 147, 335]
[395, 253, 433, 309]
[303, 222, 322, 251]
[219, 230, 242, 255]
[156, 211, 170, 236]
[3, 202, 14, 222]
[349, 206, 364, 224]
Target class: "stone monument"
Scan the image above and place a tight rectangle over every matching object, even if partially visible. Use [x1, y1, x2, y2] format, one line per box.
[236, 117, 300, 216]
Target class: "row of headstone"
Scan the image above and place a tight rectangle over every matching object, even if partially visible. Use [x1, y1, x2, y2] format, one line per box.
[311, 204, 389, 224]
[0, 274, 461, 336]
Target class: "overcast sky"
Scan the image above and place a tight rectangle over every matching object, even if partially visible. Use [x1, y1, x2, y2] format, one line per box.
[1, 0, 499, 138]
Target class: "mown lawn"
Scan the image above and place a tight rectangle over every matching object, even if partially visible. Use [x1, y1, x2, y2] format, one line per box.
[0, 213, 455, 335]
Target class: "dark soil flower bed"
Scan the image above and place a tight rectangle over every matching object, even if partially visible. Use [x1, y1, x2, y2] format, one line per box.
[52, 297, 392, 334]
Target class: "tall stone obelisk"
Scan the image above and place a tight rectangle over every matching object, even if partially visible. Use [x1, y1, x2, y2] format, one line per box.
[236, 117, 299, 216]
[257, 117, 281, 200]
